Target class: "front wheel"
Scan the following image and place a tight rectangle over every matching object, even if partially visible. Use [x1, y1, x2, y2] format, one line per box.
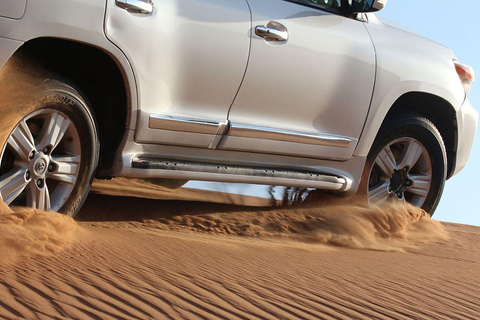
[361, 115, 447, 215]
[0, 80, 99, 217]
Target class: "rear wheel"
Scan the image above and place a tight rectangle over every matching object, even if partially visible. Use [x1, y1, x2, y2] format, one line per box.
[362, 115, 447, 215]
[0, 80, 98, 217]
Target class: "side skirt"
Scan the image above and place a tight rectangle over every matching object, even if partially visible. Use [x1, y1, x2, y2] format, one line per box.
[130, 157, 352, 191]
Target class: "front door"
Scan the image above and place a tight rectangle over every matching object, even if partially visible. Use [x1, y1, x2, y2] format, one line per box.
[221, 0, 376, 161]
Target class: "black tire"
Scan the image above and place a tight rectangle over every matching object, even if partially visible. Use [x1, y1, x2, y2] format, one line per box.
[360, 115, 447, 215]
[0, 78, 99, 217]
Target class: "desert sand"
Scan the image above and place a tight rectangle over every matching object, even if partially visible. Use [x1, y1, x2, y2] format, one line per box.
[1, 186, 479, 320]
[2, 37, 479, 320]
[1, 55, 479, 320]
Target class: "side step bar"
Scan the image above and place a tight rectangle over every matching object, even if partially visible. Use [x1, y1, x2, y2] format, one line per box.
[131, 157, 352, 191]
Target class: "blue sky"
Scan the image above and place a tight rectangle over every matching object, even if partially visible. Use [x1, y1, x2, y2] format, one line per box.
[377, 1, 480, 226]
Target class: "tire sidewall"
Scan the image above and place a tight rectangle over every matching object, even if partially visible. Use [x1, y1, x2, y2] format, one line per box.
[0, 80, 99, 217]
[360, 116, 447, 215]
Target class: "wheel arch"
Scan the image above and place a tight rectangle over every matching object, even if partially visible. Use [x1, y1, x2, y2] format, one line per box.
[367, 92, 458, 179]
[0, 37, 132, 176]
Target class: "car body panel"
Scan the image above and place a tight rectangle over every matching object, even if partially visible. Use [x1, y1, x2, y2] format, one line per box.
[453, 98, 478, 176]
[104, 0, 251, 148]
[0, 0, 477, 200]
[114, 130, 366, 194]
[223, 0, 375, 160]
[0, 36, 22, 70]
[0, 0, 26, 20]
[0, 0, 139, 130]
[0, 0, 109, 46]
[354, 13, 467, 158]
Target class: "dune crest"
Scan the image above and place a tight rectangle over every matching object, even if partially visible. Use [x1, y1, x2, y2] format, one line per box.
[0, 201, 78, 263]
[305, 202, 449, 251]
[136, 199, 448, 251]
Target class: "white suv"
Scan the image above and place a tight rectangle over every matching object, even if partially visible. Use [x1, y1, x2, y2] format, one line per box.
[0, 0, 477, 216]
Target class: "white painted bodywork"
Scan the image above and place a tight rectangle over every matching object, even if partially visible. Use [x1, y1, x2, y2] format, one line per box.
[0, 0, 139, 129]
[0, 37, 22, 70]
[454, 98, 478, 175]
[0, 0, 477, 193]
[221, 0, 375, 160]
[355, 14, 477, 176]
[105, 0, 251, 148]
[355, 14, 465, 156]
[0, 0, 26, 19]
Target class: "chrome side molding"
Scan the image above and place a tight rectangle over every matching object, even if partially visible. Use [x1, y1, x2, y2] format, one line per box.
[149, 115, 221, 135]
[228, 123, 351, 148]
[149, 114, 351, 149]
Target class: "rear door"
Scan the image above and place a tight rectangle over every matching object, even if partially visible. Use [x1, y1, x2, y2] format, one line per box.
[105, 0, 251, 148]
[221, 0, 376, 160]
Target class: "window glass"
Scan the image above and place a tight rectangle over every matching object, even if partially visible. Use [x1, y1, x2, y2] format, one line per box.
[300, 0, 342, 9]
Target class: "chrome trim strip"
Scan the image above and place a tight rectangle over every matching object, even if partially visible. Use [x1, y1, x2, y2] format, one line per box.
[149, 115, 220, 135]
[229, 123, 351, 148]
[208, 120, 230, 149]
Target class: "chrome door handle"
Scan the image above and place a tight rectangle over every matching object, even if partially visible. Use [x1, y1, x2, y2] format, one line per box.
[255, 26, 289, 41]
[115, 0, 153, 14]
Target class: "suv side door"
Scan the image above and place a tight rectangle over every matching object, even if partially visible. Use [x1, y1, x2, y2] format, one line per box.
[221, 0, 376, 161]
[104, 0, 251, 149]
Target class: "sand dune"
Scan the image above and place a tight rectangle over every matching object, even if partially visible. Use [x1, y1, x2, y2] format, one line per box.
[1, 193, 479, 319]
[1, 51, 478, 320]
[80, 192, 448, 252]
[0, 201, 77, 264]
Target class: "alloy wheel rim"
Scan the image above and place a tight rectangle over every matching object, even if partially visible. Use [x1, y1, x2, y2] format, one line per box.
[0, 109, 81, 212]
[367, 137, 432, 208]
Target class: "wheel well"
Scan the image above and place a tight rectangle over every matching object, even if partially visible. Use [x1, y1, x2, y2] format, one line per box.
[384, 92, 457, 178]
[6, 37, 129, 176]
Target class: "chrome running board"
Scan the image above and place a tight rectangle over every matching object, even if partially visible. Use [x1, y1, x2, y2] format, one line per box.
[130, 157, 351, 191]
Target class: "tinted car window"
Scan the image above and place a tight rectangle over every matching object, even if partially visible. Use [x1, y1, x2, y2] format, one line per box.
[299, 0, 342, 9]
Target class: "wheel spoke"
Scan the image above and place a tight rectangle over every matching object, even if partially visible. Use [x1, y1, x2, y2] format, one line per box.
[0, 166, 29, 204]
[398, 140, 424, 170]
[368, 181, 391, 207]
[49, 155, 80, 185]
[26, 183, 51, 211]
[7, 120, 36, 161]
[394, 192, 407, 204]
[375, 146, 397, 178]
[37, 111, 71, 152]
[408, 173, 431, 197]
